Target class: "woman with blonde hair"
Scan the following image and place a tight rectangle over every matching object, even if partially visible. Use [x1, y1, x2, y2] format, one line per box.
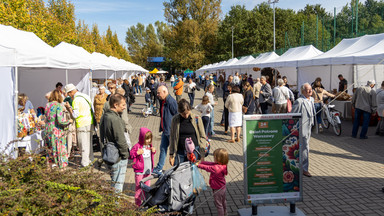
[44, 89, 73, 170]
[195, 95, 213, 135]
[18, 93, 35, 114]
[94, 85, 108, 124]
[225, 86, 244, 143]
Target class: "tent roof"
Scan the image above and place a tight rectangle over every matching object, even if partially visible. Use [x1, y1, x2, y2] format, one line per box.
[0, 25, 81, 68]
[208, 61, 226, 71]
[240, 52, 280, 69]
[230, 55, 255, 68]
[299, 33, 384, 67]
[260, 45, 323, 68]
[217, 58, 239, 70]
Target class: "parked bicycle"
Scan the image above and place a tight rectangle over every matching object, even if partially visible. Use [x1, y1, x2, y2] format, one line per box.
[321, 102, 342, 136]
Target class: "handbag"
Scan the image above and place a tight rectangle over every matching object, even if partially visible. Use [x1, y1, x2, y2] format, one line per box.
[287, 99, 292, 113]
[101, 117, 119, 164]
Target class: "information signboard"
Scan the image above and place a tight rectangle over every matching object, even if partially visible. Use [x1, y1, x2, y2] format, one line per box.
[243, 114, 303, 204]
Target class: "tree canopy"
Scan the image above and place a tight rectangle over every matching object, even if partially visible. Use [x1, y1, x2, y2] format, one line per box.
[0, 0, 131, 61]
[125, 0, 384, 70]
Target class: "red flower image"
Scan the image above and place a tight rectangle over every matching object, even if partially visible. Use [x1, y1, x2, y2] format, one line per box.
[283, 171, 294, 183]
[286, 142, 299, 160]
[288, 120, 295, 124]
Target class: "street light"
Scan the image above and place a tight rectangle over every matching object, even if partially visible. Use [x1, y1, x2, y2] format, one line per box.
[231, 26, 234, 59]
[268, 0, 279, 51]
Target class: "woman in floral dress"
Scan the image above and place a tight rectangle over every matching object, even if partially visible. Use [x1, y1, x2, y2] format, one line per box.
[44, 89, 72, 169]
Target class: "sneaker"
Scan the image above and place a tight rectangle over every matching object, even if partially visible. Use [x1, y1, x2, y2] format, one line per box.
[319, 125, 323, 132]
[152, 169, 163, 175]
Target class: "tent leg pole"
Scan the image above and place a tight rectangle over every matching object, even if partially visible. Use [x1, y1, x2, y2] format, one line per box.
[90, 70, 92, 98]
[14, 67, 19, 158]
[105, 70, 107, 85]
[373, 65, 377, 89]
[66, 69, 68, 85]
[330, 65, 333, 91]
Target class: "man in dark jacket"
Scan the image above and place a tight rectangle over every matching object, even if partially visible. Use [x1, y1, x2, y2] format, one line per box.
[152, 86, 178, 175]
[149, 79, 159, 108]
[100, 93, 129, 193]
[221, 75, 233, 126]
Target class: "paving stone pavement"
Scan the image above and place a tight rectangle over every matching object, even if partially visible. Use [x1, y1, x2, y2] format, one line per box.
[95, 83, 384, 216]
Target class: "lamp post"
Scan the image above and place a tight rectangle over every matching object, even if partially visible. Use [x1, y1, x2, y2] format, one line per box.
[268, 0, 279, 51]
[231, 26, 234, 58]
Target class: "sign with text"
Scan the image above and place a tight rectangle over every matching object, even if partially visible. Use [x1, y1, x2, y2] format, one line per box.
[243, 114, 303, 204]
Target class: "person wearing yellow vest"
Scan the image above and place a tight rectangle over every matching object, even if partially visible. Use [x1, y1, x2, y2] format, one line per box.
[64, 83, 94, 167]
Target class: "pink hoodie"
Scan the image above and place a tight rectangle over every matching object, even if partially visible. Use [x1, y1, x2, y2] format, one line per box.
[198, 161, 228, 190]
[130, 127, 156, 173]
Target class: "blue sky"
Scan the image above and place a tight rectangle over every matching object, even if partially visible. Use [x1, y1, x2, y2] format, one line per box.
[71, 0, 352, 46]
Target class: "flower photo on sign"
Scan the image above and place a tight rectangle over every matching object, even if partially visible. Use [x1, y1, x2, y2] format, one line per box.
[281, 119, 300, 192]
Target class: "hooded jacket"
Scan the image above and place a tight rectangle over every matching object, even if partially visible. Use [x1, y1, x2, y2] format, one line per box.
[198, 161, 228, 190]
[130, 127, 156, 173]
[174, 80, 184, 95]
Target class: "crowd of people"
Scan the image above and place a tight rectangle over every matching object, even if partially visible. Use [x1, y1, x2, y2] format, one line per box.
[17, 70, 384, 214]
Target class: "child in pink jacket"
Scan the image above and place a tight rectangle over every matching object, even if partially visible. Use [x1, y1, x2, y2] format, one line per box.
[198, 148, 229, 216]
[130, 127, 156, 206]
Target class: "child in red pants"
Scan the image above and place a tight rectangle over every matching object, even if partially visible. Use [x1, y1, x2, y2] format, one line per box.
[197, 148, 229, 216]
[130, 127, 156, 206]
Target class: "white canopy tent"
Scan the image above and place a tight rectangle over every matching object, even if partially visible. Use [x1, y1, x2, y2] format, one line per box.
[298, 34, 384, 91]
[0, 25, 90, 157]
[255, 46, 323, 90]
[234, 52, 280, 79]
[214, 58, 238, 79]
[0, 25, 149, 157]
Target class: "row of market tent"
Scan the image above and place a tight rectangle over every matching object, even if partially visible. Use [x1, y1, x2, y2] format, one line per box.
[196, 33, 384, 92]
[0, 24, 148, 157]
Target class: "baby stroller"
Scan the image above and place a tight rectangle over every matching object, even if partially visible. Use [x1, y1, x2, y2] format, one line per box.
[139, 161, 197, 215]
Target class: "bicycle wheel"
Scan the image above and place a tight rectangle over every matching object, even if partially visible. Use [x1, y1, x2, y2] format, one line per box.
[322, 110, 330, 129]
[332, 116, 342, 136]
[142, 108, 149, 118]
[153, 107, 159, 116]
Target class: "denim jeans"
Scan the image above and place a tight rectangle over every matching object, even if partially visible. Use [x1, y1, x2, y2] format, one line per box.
[202, 116, 210, 136]
[154, 133, 170, 171]
[208, 107, 215, 135]
[352, 108, 371, 138]
[138, 85, 142, 94]
[108, 159, 128, 193]
[135, 86, 139, 94]
[188, 93, 195, 107]
[314, 103, 322, 124]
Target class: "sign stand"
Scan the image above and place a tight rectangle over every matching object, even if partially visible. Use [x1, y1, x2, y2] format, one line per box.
[238, 114, 306, 216]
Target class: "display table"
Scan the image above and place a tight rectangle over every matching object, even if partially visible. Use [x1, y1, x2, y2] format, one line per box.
[16, 131, 44, 154]
[330, 100, 352, 119]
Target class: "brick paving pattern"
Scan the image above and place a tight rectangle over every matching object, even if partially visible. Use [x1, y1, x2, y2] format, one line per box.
[96, 83, 384, 215]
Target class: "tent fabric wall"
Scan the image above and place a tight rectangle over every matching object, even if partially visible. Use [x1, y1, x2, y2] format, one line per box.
[297, 65, 353, 91]
[0, 67, 16, 157]
[277, 67, 298, 90]
[355, 65, 384, 89]
[19, 68, 66, 109]
[18, 68, 90, 109]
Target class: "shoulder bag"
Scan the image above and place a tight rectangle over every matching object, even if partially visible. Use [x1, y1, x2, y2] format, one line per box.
[101, 117, 120, 164]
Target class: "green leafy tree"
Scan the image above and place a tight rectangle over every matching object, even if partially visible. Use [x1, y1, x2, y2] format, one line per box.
[125, 23, 163, 67]
[163, 0, 222, 70]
